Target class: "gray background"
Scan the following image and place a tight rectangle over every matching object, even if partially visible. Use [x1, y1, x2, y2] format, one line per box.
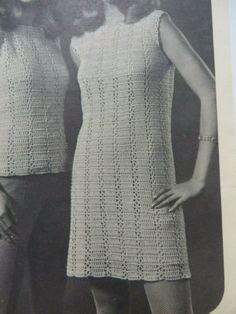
[23, 1, 223, 314]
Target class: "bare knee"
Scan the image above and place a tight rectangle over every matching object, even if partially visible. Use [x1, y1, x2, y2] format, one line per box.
[144, 279, 193, 314]
[89, 278, 129, 314]
[92, 293, 121, 314]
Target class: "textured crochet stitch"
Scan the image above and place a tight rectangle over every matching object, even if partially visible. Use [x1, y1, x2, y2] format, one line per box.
[67, 10, 191, 281]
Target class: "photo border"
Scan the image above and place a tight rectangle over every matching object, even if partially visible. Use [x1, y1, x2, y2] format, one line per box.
[211, 0, 236, 312]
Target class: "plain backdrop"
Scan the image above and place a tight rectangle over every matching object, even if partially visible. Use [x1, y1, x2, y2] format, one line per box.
[19, 1, 223, 314]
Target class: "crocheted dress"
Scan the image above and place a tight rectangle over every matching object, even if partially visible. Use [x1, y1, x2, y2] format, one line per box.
[67, 10, 191, 281]
[0, 25, 69, 176]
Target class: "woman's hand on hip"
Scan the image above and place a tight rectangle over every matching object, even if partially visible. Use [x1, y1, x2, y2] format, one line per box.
[0, 190, 8, 217]
[0, 191, 17, 244]
[152, 179, 205, 212]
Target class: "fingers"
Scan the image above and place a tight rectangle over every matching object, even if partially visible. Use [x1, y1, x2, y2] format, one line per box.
[0, 228, 17, 245]
[0, 193, 8, 217]
[153, 188, 172, 202]
[153, 194, 179, 209]
[152, 188, 173, 207]
[152, 187, 185, 213]
[153, 190, 173, 204]
[0, 212, 18, 245]
[168, 198, 184, 213]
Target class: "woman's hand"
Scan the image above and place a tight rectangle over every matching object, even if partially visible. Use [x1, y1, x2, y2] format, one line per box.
[0, 190, 8, 217]
[152, 179, 205, 212]
[0, 190, 17, 244]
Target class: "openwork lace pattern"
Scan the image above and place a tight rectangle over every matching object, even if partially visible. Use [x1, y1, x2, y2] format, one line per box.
[0, 26, 69, 176]
[68, 10, 191, 281]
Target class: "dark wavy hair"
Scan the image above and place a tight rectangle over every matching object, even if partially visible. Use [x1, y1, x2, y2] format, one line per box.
[56, 0, 161, 37]
[0, 0, 62, 38]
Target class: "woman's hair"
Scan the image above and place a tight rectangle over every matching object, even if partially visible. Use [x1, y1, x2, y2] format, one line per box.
[0, 0, 62, 38]
[56, 0, 161, 37]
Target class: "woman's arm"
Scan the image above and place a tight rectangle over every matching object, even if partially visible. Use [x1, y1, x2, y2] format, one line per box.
[153, 14, 217, 212]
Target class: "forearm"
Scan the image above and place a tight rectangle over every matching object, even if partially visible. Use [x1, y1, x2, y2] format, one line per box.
[191, 97, 217, 185]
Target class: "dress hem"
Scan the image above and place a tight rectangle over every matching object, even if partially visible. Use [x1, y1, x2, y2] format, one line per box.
[66, 271, 192, 282]
[0, 167, 69, 177]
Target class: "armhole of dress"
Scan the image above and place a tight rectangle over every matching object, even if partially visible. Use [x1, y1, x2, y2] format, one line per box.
[156, 11, 167, 53]
[156, 11, 172, 62]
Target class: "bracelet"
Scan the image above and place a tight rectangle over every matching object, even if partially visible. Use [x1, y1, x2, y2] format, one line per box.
[198, 135, 218, 143]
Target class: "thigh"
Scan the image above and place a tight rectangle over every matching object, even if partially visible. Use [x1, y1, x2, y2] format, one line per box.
[90, 277, 129, 296]
[0, 176, 40, 314]
[63, 278, 95, 314]
[144, 279, 193, 314]
[0, 176, 40, 244]
[29, 173, 70, 266]
[39, 173, 70, 245]
[89, 277, 129, 314]
[29, 173, 70, 314]
[0, 240, 17, 314]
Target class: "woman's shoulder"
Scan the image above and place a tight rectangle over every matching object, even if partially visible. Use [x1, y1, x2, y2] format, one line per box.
[144, 9, 173, 36]
[71, 32, 87, 47]
[142, 10, 174, 49]
[70, 36, 81, 67]
[71, 36, 80, 46]
[70, 31, 90, 54]
[145, 9, 170, 24]
[70, 36, 81, 55]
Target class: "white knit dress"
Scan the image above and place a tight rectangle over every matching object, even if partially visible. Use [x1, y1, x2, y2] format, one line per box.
[0, 25, 69, 176]
[67, 10, 191, 281]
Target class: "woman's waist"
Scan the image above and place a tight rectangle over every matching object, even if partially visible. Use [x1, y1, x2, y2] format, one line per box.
[0, 100, 66, 116]
[0, 124, 67, 147]
[73, 143, 175, 181]
[76, 128, 173, 155]
[0, 109, 65, 127]
[0, 145, 69, 177]
[79, 119, 172, 141]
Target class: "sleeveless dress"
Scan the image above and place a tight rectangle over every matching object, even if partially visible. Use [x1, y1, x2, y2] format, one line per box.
[67, 10, 191, 281]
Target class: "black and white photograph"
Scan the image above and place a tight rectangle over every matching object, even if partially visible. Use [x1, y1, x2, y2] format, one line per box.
[0, 0, 223, 313]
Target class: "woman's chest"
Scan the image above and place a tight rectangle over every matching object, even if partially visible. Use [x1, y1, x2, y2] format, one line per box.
[71, 24, 169, 79]
[0, 32, 69, 89]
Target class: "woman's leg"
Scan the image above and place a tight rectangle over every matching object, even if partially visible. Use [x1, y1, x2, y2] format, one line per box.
[89, 278, 129, 314]
[0, 240, 17, 314]
[0, 213, 35, 314]
[0, 176, 40, 314]
[144, 279, 193, 314]
[29, 173, 70, 314]
[13, 256, 36, 314]
[7, 241, 35, 314]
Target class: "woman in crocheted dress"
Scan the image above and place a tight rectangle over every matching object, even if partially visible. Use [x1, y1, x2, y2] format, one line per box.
[60, 0, 217, 312]
[0, 0, 70, 313]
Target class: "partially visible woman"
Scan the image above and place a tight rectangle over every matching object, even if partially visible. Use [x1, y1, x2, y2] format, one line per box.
[58, 0, 217, 313]
[0, 0, 70, 313]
